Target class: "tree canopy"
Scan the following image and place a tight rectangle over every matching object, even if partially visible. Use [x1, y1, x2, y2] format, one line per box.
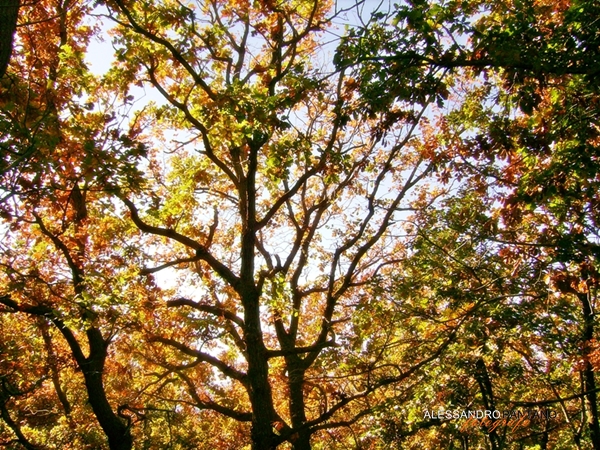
[1, 0, 599, 449]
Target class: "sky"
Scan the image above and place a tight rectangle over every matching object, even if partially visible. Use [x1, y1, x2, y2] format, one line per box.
[84, 0, 393, 77]
[79, 0, 407, 294]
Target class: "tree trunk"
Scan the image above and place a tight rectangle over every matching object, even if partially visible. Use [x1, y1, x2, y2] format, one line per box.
[291, 431, 311, 450]
[0, 0, 19, 78]
[244, 289, 278, 450]
[474, 358, 500, 450]
[577, 291, 600, 450]
[82, 328, 133, 450]
[287, 357, 311, 450]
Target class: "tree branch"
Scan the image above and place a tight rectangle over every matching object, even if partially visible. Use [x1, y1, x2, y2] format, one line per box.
[150, 336, 248, 385]
[119, 196, 241, 291]
[166, 297, 244, 328]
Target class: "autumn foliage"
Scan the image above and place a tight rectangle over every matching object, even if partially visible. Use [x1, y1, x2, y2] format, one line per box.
[1, 0, 599, 449]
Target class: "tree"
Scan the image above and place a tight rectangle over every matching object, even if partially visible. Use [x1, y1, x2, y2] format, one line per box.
[1, 0, 146, 448]
[98, 0, 471, 447]
[1, 0, 463, 448]
[2, 0, 599, 448]
[344, 0, 600, 447]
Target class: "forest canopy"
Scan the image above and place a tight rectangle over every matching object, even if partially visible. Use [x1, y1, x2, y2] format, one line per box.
[0, 0, 599, 449]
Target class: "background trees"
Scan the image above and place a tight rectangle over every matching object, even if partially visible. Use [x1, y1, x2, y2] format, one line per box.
[1, 0, 598, 449]
[340, 0, 600, 447]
